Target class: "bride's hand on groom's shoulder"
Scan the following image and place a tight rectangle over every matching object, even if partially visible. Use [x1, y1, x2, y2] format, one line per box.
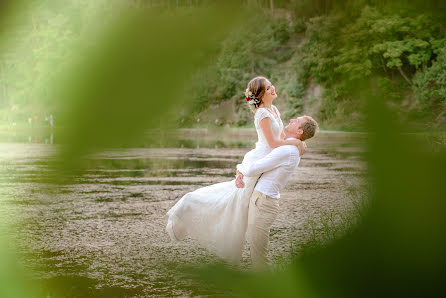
[301, 141, 307, 156]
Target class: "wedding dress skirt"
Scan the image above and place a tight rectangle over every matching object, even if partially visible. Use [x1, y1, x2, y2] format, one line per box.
[166, 174, 260, 263]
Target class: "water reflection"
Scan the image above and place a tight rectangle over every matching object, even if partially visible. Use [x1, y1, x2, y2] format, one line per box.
[129, 137, 253, 149]
[0, 128, 255, 148]
[1, 132, 55, 144]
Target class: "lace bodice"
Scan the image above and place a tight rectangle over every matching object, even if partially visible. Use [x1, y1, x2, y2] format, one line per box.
[254, 105, 284, 151]
[239, 105, 284, 167]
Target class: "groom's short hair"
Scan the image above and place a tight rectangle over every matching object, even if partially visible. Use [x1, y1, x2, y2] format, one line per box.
[300, 116, 318, 141]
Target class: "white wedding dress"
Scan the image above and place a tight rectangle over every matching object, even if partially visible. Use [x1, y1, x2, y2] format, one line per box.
[166, 106, 283, 263]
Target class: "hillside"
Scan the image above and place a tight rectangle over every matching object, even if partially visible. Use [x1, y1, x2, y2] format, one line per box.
[0, 1, 445, 132]
[187, 4, 446, 131]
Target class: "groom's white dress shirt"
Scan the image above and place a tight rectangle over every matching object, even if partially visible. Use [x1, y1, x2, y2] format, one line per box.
[237, 138, 301, 199]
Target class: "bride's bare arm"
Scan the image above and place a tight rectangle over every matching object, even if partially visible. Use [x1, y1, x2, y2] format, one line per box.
[259, 117, 306, 154]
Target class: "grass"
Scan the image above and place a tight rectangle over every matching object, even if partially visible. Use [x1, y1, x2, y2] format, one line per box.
[273, 183, 370, 268]
[424, 132, 446, 152]
[302, 185, 370, 249]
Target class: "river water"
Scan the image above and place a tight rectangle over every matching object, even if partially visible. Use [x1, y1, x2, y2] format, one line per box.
[0, 128, 366, 296]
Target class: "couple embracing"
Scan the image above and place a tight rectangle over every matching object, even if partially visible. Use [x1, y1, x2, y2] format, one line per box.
[166, 76, 318, 268]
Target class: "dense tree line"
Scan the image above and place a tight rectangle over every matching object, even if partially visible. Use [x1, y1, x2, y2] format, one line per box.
[297, 4, 446, 128]
[1, 0, 445, 129]
[188, 0, 446, 129]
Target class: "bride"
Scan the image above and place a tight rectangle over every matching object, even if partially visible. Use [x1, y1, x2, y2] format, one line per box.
[166, 76, 305, 263]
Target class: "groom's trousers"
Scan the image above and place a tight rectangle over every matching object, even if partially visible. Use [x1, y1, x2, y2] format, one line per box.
[247, 190, 280, 268]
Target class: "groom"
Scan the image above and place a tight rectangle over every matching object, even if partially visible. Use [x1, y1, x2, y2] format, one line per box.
[235, 115, 318, 267]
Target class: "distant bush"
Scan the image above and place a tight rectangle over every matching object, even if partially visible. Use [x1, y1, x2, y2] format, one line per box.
[272, 18, 293, 44]
[283, 54, 306, 119]
[283, 73, 305, 119]
[413, 48, 446, 107]
[215, 17, 291, 101]
[293, 18, 306, 33]
[188, 16, 295, 120]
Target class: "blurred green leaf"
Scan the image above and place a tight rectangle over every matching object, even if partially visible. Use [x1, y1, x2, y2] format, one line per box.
[51, 1, 244, 170]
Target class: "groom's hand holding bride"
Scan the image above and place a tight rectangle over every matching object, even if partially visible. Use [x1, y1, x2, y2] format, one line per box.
[235, 170, 245, 188]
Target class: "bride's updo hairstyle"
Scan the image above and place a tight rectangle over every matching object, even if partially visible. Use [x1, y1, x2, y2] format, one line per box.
[245, 76, 268, 112]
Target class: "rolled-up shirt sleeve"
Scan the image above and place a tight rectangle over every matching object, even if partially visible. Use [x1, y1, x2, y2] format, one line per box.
[239, 147, 291, 177]
[236, 163, 245, 174]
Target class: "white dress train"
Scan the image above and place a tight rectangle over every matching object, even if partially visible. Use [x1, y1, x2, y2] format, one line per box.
[166, 106, 283, 263]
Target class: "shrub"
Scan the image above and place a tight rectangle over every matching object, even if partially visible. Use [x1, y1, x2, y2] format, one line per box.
[413, 48, 446, 107]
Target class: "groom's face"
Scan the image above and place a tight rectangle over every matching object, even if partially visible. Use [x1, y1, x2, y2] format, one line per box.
[286, 117, 305, 136]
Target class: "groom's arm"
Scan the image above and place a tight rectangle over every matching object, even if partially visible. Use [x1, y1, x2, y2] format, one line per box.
[237, 146, 292, 177]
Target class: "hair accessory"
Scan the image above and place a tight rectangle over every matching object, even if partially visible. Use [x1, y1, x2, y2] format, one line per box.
[245, 88, 262, 108]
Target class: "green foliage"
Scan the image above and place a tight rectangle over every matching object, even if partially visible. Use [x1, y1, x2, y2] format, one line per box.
[283, 55, 306, 119]
[214, 16, 291, 102]
[296, 4, 445, 127]
[180, 65, 219, 125]
[185, 15, 296, 122]
[272, 18, 293, 45]
[299, 14, 344, 86]
[0, 0, 239, 123]
[293, 18, 306, 33]
[2, 0, 444, 130]
[301, 6, 444, 89]
[369, 12, 434, 69]
[376, 77, 406, 101]
[0, 0, 124, 121]
[283, 77, 304, 118]
[413, 48, 446, 107]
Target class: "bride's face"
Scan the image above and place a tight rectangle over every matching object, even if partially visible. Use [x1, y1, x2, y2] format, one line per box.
[261, 80, 277, 103]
